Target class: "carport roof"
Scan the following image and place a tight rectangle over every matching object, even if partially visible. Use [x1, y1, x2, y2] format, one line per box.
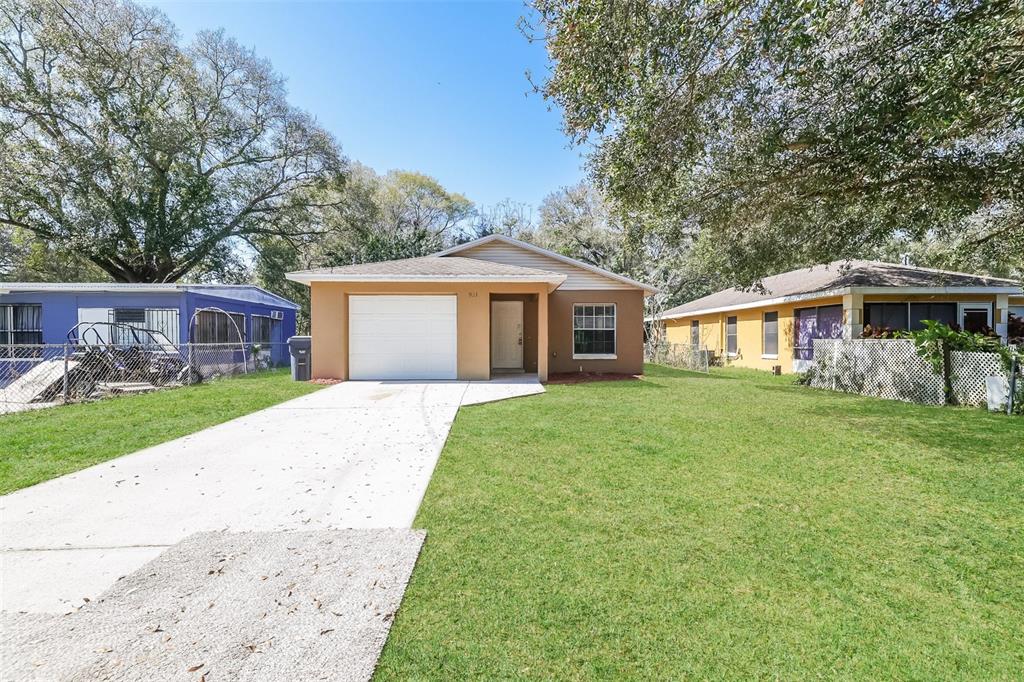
[286, 256, 568, 288]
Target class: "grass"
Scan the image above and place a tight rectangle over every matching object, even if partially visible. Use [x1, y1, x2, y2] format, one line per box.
[376, 365, 1024, 679]
[0, 369, 321, 494]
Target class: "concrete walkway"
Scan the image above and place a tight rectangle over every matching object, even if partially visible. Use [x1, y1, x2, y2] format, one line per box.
[2, 377, 543, 613]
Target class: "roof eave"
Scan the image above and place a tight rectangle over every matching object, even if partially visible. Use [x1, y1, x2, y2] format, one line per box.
[285, 272, 568, 292]
[649, 284, 1024, 321]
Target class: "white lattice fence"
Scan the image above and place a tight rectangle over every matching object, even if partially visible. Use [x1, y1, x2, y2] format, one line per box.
[950, 351, 1007, 406]
[808, 339, 1014, 407]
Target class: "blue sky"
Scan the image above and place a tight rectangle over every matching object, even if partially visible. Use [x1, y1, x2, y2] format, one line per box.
[149, 0, 585, 213]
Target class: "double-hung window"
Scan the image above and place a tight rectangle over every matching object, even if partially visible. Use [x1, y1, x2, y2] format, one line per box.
[690, 320, 699, 346]
[0, 304, 43, 346]
[726, 316, 738, 356]
[762, 311, 779, 357]
[573, 304, 616, 358]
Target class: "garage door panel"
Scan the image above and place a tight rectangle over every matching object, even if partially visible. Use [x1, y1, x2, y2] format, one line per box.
[348, 295, 457, 380]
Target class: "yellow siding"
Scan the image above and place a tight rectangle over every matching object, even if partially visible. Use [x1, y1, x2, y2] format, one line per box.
[663, 292, 1005, 373]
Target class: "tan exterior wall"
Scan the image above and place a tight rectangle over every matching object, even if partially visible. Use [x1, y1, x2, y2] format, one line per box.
[663, 292, 1006, 373]
[548, 289, 646, 375]
[308, 281, 551, 381]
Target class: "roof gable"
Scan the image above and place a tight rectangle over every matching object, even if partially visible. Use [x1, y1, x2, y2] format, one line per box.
[434, 235, 657, 294]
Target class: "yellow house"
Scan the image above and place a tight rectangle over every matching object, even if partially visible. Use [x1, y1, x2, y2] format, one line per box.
[658, 261, 1024, 373]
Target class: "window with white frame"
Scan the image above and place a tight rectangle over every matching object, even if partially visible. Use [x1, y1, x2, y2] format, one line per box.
[0, 304, 43, 345]
[726, 316, 738, 356]
[573, 304, 616, 357]
[763, 311, 779, 357]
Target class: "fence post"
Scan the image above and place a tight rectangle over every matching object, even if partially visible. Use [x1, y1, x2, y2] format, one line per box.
[63, 343, 70, 403]
[1009, 356, 1019, 416]
[941, 339, 954, 406]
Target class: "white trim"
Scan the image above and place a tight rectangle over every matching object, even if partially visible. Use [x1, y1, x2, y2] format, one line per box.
[572, 302, 617, 359]
[725, 314, 738, 356]
[958, 302, 993, 329]
[762, 310, 779, 358]
[652, 284, 1023, 321]
[434, 234, 659, 294]
[285, 272, 566, 289]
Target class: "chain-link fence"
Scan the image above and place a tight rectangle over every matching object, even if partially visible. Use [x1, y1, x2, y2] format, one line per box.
[646, 341, 710, 373]
[0, 342, 290, 415]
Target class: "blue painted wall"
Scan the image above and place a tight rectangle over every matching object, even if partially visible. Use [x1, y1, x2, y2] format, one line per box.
[0, 287, 297, 366]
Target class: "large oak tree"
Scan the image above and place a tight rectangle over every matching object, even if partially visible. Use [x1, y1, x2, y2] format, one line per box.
[0, 0, 345, 282]
[528, 0, 1024, 284]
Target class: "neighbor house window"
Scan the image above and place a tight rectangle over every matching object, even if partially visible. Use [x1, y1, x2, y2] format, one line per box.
[690, 320, 699, 346]
[108, 308, 180, 344]
[0, 304, 43, 345]
[863, 302, 909, 331]
[763, 311, 779, 357]
[194, 310, 246, 343]
[726, 316, 738, 356]
[573, 304, 616, 357]
[864, 302, 957, 332]
[252, 315, 279, 344]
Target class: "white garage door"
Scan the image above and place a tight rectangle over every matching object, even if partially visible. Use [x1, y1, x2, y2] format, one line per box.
[349, 295, 458, 380]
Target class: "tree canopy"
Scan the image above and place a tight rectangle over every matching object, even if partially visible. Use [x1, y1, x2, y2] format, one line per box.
[0, 0, 345, 282]
[528, 0, 1024, 284]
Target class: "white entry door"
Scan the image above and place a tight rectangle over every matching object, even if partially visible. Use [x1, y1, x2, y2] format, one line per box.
[349, 295, 457, 380]
[491, 301, 524, 370]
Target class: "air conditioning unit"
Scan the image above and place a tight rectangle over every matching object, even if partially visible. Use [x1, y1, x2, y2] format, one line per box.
[270, 310, 284, 321]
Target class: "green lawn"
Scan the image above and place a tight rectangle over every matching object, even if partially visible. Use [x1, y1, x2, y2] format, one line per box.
[377, 365, 1024, 679]
[0, 369, 321, 494]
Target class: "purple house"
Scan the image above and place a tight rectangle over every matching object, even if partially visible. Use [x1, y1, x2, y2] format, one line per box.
[0, 282, 298, 367]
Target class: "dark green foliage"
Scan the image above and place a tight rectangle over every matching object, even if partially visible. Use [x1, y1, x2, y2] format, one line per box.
[529, 0, 1024, 285]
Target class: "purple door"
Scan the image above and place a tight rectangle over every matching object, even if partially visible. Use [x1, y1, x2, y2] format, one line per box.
[794, 305, 843, 359]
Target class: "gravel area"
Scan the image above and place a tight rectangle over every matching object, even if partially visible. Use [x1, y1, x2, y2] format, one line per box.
[2, 529, 425, 681]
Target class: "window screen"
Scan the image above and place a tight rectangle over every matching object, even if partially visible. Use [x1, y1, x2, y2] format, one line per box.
[573, 304, 616, 356]
[763, 311, 779, 355]
[908, 303, 957, 330]
[726, 316, 738, 355]
[690, 320, 699, 346]
[864, 303, 909, 331]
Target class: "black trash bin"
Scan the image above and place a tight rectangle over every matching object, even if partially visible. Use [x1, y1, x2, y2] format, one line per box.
[287, 336, 312, 381]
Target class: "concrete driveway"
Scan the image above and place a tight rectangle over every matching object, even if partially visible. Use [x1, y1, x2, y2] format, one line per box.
[1, 376, 542, 613]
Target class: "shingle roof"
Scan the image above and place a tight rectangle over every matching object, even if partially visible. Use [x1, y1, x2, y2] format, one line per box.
[663, 260, 1021, 318]
[286, 256, 567, 281]
[0, 282, 300, 309]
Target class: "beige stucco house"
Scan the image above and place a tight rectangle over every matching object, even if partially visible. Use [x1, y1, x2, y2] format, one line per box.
[286, 235, 657, 382]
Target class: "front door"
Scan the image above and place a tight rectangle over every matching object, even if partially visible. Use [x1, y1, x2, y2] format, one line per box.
[491, 301, 523, 370]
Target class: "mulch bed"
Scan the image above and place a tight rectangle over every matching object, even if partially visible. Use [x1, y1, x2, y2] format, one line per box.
[547, 372, 641, 385]
[310, 378, 343, 385]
